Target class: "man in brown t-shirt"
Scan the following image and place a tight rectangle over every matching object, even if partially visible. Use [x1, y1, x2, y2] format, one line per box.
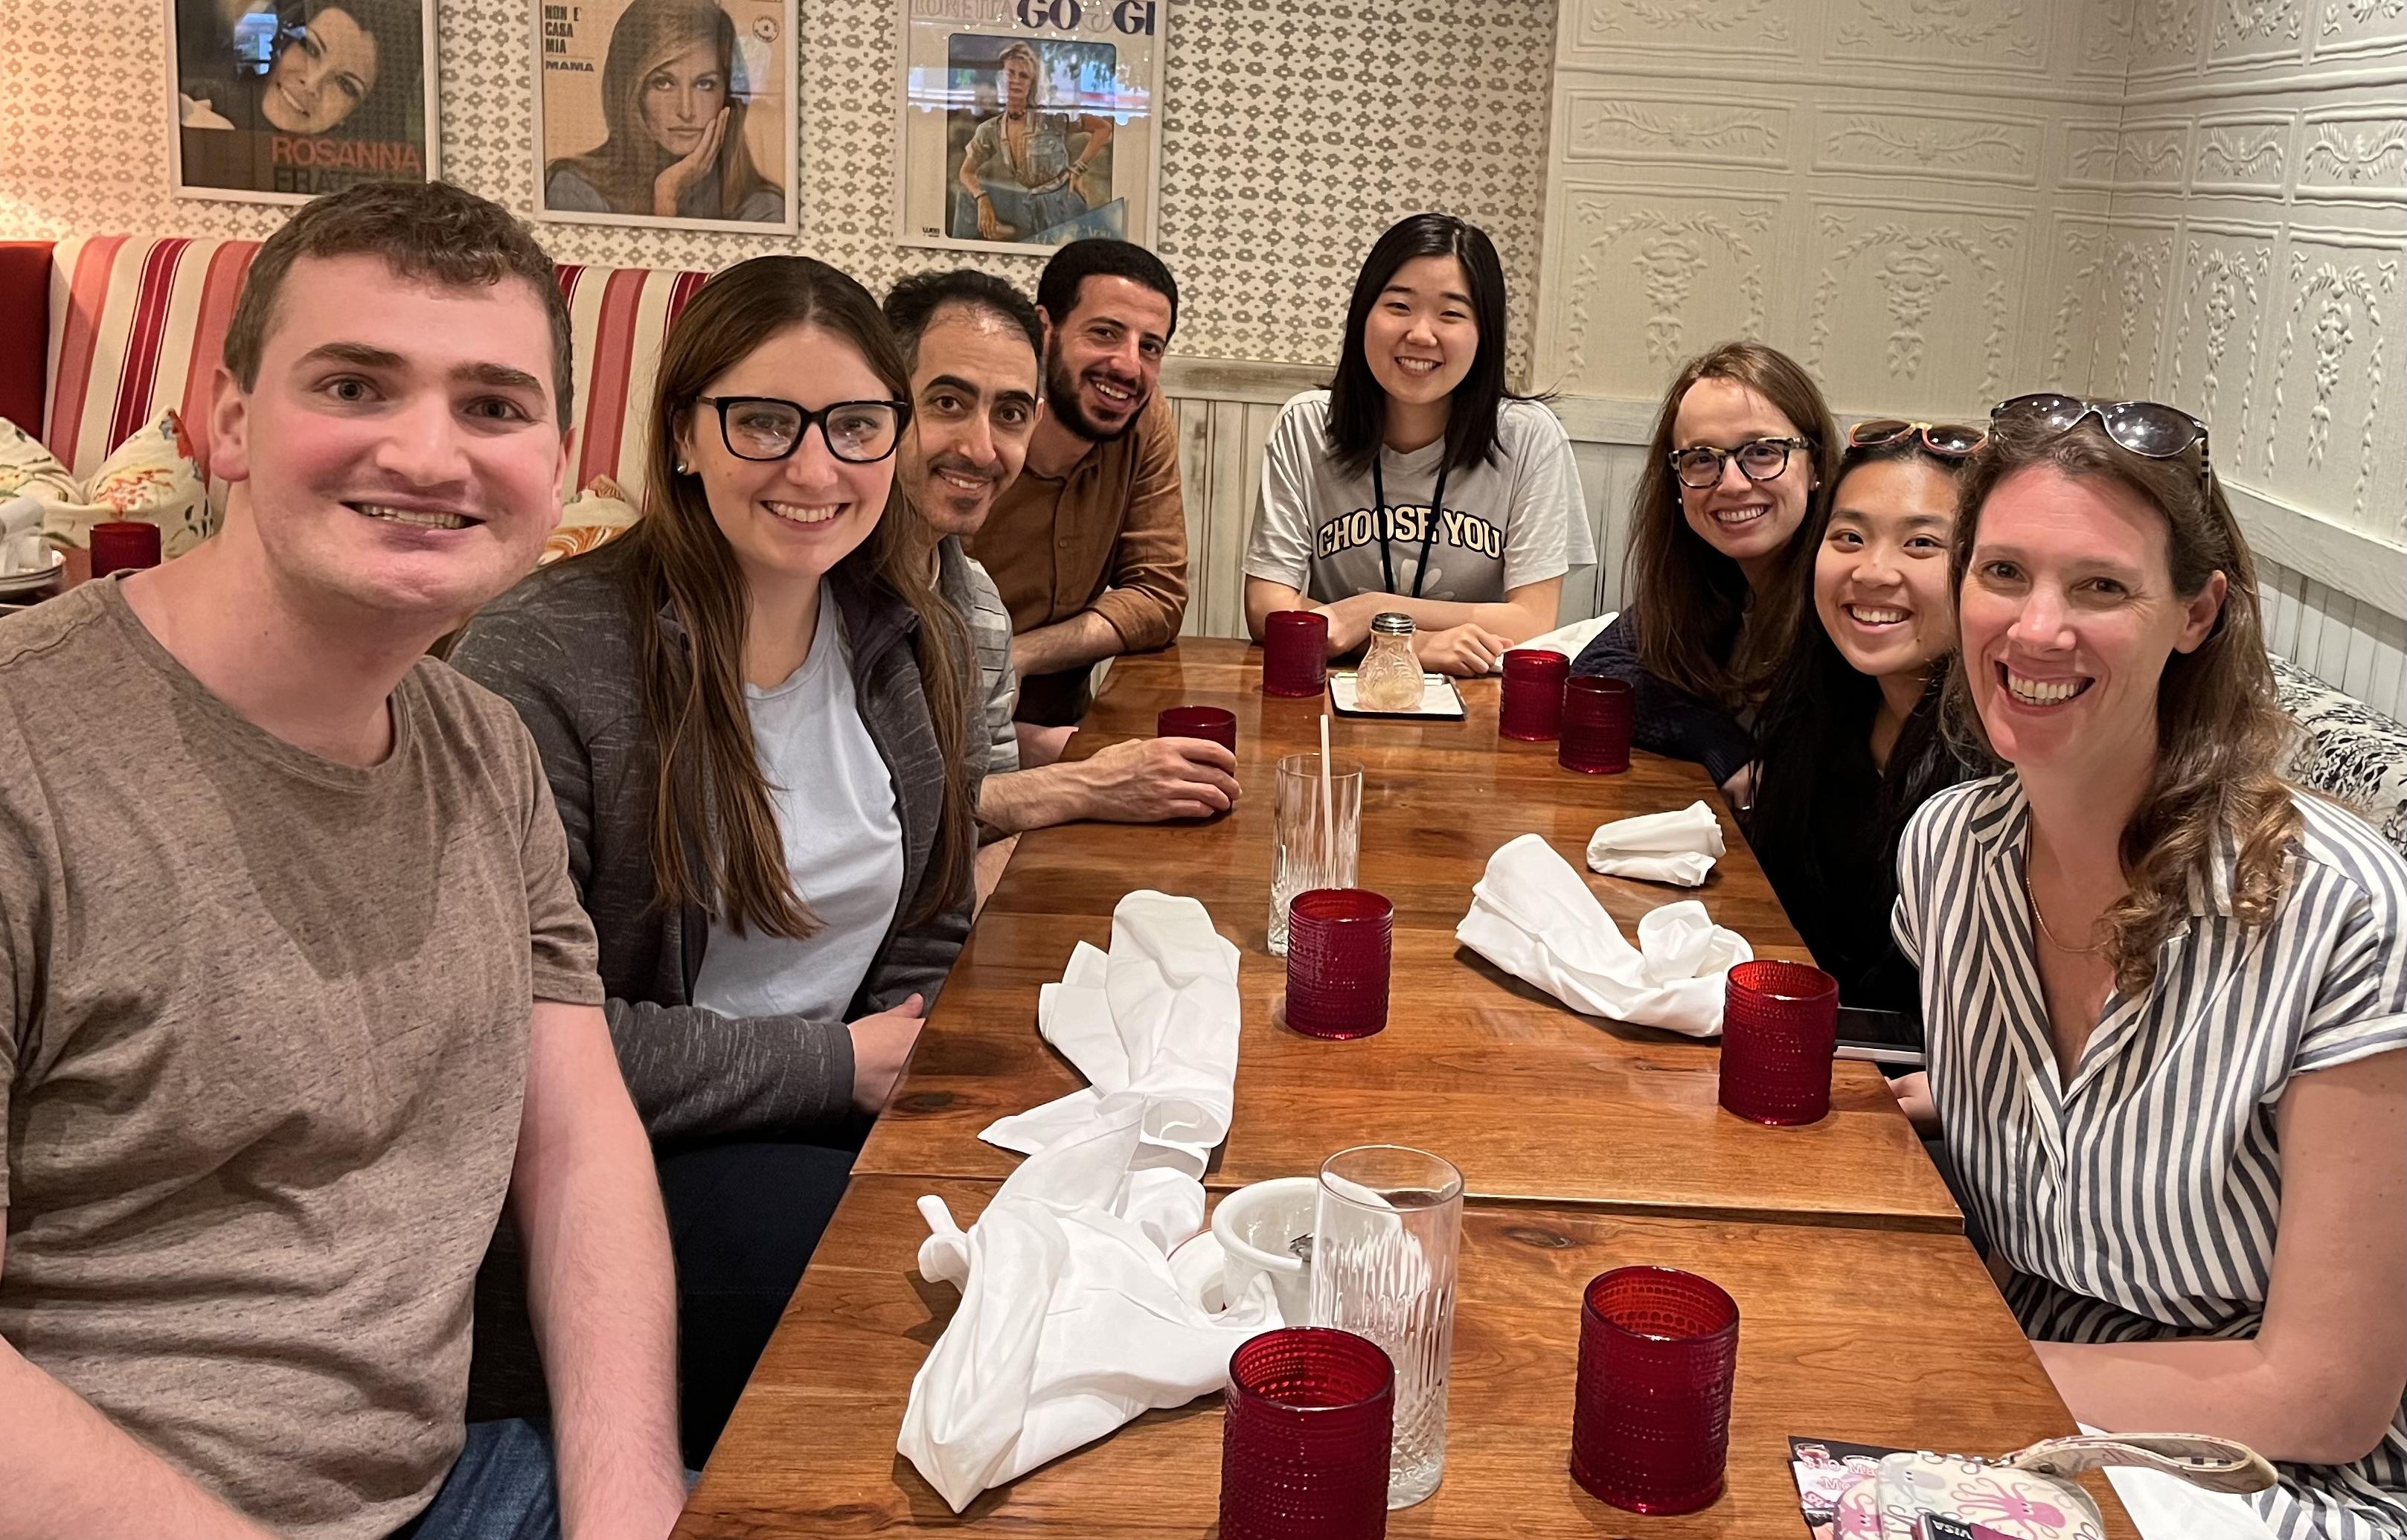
[966, 238, 1188, 729]
[0, 185, 683, 1539]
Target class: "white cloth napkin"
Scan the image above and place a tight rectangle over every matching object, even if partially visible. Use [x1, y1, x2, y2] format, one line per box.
[981, 891, 1241, 1209]
[1456, 832, 1751, 1037]
[1586, 801, 1725, 888]
[903, 891, 1270, 1510]
[2079, 1425, 2279, 1540]
[1504, 610, 1617, 661]
[900, 1103, 1280, 1512]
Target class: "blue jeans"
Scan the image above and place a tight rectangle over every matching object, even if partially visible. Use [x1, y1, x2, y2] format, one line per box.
[397, 1419, 558, 1540]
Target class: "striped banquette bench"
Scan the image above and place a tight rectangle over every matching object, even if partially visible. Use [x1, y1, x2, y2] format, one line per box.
[0, 234, 705, 545]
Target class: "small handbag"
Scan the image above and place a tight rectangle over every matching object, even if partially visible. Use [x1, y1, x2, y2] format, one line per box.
[1830, 1431, 2278, 1539]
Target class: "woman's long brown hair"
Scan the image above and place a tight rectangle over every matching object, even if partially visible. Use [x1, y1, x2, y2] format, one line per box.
[624, 254, 975, 940]
[1945, 417, 2298, 992]
[1623, 341, 1838, 709]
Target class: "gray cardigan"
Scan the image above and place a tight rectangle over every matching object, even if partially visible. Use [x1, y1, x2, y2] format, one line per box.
[449, 539, 976, 1144]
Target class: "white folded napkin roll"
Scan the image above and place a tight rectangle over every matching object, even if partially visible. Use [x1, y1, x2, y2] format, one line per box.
[1586, 801, 1725, 888]
[1504, 610, 1617, 661]
[901, 1102, 1280, 1512]
[1456, 832, 1751, 1037]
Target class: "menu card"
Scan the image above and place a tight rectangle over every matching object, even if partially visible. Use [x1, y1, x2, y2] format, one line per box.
[1792, 1437, 1905, 1538]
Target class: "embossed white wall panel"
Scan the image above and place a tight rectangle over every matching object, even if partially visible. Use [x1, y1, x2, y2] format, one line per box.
[1544, 184, 1786, 400]
[1805, 199, 2031, 410]
[1536, 0, 2405, 705]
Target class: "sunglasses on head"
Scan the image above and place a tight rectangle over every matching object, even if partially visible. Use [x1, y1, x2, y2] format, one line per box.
[1990, 393, 2210, 469]
[1844, 418, 1986, 459]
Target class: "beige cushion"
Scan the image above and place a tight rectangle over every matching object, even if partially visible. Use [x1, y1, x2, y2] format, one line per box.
[541, 475, 641, 567]
[0, 417, 78, 504]
[7, 408, 211, 557]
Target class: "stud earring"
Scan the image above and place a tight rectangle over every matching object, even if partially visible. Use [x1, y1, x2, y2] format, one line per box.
[676, 461, 690, 475]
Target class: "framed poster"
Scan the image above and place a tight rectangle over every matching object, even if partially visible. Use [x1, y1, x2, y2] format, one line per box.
[533, 0, 798, 233]
[169, 0, 439, 203]
[895, 0, 1166, 256]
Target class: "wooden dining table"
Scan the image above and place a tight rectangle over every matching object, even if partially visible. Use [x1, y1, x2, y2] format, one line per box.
[856, 641, 1960, 1232]
[673, 1178, 2135, 1539]
[682, 638, 2135, 1538]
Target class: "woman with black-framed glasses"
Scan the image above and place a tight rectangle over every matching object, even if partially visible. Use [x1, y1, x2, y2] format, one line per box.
[1568, 340, 1839, 804]
[448, 255, 980, 1463]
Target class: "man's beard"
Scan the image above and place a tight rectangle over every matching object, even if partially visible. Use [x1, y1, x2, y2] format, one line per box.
[1045, 340, 1144, 443]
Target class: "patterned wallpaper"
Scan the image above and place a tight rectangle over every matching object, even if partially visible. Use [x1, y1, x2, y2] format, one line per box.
[0, 0, 1554, 371]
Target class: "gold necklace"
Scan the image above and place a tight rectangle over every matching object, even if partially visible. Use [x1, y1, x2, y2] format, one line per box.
[2022, 861, 2107, 956]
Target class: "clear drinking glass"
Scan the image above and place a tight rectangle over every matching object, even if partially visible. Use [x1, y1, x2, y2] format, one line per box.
[1310, 1145, 1464, 1509]
[1269, 752, 1363, 956]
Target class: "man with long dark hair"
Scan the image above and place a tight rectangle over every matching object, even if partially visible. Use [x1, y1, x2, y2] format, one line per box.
[964, 238, 1188, 728]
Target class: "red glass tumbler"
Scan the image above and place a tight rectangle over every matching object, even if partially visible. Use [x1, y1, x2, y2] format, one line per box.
[1569, 1266, 1740, 1515]
[1499, 649, 1570, 741]
[1221, 1327, 1395, 1540]
[1283, 888, 1392, 1040]
[1264, 609, 1330, 697]
[1558, 676, 1633, 773]
[1157, 705, 1238, 754]
[89, 520, 162, 579]
[1718, 960, 1839, 1126]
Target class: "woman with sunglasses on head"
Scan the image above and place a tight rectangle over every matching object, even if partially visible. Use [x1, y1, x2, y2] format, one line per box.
[1894, 395, 2407, 1538]
[450, 255, 978, 1461]
[1746, 419, 1985, 1015]
[1568, 341, 1837, 803]
[1242, 214, 1592, 678]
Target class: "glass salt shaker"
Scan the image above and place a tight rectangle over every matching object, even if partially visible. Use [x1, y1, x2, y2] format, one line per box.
[1355, 612, 1423, 711]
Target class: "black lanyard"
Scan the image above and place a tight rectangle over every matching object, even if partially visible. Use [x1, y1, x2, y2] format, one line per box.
[1371, 453, 1449, 601]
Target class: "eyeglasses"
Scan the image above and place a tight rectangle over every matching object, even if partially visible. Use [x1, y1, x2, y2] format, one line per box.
[1989, 393, 2208, 469]
[1845, 418, 1986, 459]
[693, 395, 912, 464]
[1668, 436, 1813, 490]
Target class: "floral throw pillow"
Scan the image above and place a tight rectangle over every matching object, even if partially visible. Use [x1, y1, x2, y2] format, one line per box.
[1, 409, 212, 558]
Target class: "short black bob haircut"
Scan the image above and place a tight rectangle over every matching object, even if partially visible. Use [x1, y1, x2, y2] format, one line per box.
[1324, 213, 1522, 478]
[883, 268, 1045, 370]
[1033, 238, 1179, 343]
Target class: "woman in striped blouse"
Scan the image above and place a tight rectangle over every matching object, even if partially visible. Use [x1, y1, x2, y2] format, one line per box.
[1892, 394, 2407, 1538]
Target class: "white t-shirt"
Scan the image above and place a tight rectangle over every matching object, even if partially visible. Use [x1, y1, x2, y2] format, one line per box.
[693, 591, 906, 1024]
[1243, 389, 1593, 606]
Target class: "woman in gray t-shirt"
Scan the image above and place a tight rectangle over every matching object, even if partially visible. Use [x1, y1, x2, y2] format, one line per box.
[1242, 214, 1592, 677]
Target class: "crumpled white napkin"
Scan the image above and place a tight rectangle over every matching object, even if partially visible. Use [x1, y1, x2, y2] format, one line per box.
[1586, 801, 1725, 888]
[1506, 610, 1618, 661]
[900, 1102, 1280, 1512]
[902, 891, 1269, 1510]
[981, 891, 1242, 1236]
[1456, 832, 1752, 1037]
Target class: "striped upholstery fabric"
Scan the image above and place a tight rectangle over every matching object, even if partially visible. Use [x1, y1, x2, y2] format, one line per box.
[554, 262, 711, 497]
[40, 237, 706, 513]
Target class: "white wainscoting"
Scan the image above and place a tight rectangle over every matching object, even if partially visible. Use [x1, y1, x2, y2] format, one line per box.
[1159, 356, 2407, 722]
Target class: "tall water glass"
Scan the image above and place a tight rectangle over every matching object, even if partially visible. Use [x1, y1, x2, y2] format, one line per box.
[1270, 752, 1362, 956]
[1310, 1146, 1464, 1509]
